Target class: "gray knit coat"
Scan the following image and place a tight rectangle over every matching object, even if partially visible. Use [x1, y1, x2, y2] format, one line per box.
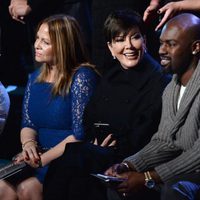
[125, 60, 200, 182]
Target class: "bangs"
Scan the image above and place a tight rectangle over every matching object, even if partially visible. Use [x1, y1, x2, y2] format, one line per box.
[104, 9, 146, 43]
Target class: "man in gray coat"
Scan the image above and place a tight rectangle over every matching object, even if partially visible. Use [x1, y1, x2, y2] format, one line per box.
[105, 13, 200, 200]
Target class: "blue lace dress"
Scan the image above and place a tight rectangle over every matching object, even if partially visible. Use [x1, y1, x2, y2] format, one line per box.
[21, 66, 98, 183]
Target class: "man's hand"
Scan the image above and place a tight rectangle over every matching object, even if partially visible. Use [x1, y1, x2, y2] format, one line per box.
[117, 171, 145, 196]
[105, 163, 122, 177]
[105, 162, 134, 177]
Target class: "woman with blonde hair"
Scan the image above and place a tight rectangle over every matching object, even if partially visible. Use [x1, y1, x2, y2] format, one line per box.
[0, 14, 99, 199]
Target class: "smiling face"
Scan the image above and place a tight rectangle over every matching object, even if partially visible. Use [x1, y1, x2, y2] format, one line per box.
[34, 23, 54, 66]
[159, 23, 194, 75]
[108, 27, 146, 69]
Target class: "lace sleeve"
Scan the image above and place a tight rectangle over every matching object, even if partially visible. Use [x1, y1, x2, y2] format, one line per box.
[21, 74, 37, 130]
[71, 67, 98, 140]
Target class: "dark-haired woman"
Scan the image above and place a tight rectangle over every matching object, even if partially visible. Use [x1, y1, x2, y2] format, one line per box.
[43, 9, 171, 200]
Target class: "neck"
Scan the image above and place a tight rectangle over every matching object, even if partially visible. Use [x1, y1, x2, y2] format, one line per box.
[180, 61, 200, 86]
[48, 64, 57, 70]
[46, 65, 57, 83]
[180, 68, 195, 86]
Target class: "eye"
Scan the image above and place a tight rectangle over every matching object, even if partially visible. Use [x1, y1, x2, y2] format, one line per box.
[43, 40, 50, 45]
[41, 39, 51, 45]
[114, 36, 125, 42]
[168, 41, 177, 47]
[159, 41, 163, 46]
[131, 33, 142, 40]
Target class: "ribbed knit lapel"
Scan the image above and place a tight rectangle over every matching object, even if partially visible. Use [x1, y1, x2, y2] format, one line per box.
[166, 60, 200, 138]
[164, 76, 180, 122]
[178, 60, 200, 113]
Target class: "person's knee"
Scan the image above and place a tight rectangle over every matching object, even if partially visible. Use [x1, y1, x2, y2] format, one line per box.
[0, 180, 17, 199]
[17, 182, 32, 199]
[17, 178, 42, 199]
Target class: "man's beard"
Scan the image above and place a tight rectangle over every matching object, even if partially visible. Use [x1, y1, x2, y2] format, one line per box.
[161, 65, 173, 75]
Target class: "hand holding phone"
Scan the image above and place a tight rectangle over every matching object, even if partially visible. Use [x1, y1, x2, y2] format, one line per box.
[91, 173, 127, 184]
[93, 122, 115, 145]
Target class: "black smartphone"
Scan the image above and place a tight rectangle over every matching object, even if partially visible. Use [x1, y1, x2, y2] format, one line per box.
[93, 122, 111, 145]
[91, 173, 126, 184]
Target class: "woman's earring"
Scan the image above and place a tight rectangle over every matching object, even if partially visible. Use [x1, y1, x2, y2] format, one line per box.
[192, 51, 196, 55]
[143, 46, 147, 53]
[113, 56, 116, 59]
[192, 50, 199, 55]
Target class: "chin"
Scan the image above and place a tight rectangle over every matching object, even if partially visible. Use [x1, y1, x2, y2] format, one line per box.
[162, 65, 173, 74]
[35, 58, 43, 63]
[125, 61, 139, 69]
[35, 57, 39, 61]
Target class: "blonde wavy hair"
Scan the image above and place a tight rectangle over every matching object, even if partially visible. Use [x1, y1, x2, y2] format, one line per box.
[36, 14, 96, 96]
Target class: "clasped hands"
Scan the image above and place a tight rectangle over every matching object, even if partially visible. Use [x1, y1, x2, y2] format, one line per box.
[13, 140, 43, 168]
[93, 134, 145, 196]
[104, 163, 146, 197]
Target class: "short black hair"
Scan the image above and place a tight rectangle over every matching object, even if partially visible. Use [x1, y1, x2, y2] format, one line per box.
[104, 9, 146, 43]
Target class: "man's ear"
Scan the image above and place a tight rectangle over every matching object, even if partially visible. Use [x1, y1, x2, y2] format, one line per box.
[192, 40, 200, 55]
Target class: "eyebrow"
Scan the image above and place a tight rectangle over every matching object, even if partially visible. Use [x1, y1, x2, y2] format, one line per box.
[36, 34, 51, 41]
[160, 38, 177, 43]
[115, 35, 125, 38]
[115, 31, 140, 38]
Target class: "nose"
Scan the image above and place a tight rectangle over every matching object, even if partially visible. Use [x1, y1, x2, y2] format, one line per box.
[159, 43, 167, 55]
[125, 38, 132, 48]
[34, 39, 41, 49]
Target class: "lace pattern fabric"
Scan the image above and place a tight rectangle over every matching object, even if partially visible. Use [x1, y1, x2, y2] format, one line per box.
[20, 66, 98, 183]
[71, 67, 98, 139]
[22, 79, 37, 129]
[21, 67, 98, 139]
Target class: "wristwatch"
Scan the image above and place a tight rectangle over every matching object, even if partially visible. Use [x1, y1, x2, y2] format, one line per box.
[144, 171, 155, 189]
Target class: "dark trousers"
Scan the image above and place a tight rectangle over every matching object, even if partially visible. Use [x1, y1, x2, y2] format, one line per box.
[161, 172, 200, 200]
[43, 142, 160, 200]
[43, 142, 116, 200]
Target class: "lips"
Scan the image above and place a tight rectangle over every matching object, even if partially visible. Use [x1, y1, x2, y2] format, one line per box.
[160, 57, 170, 66]
[35, 52, 42, 57]
[123, 52, 138, 59]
